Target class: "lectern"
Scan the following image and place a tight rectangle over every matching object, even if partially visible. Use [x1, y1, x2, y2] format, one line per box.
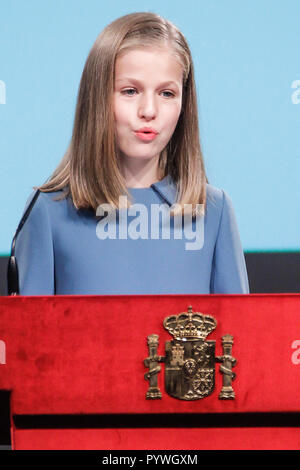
[0, 294, 299, 450]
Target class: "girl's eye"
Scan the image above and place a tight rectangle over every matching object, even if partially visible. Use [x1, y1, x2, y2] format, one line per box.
[122, 88, 136, 96]
[121, 88, 175, 98]
[161, 91, 175, 98]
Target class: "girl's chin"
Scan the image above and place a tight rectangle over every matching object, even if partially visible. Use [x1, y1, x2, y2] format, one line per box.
[119, 153, 160, 161]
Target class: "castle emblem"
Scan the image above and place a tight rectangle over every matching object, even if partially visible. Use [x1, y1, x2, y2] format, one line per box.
[144, 306, 236, 401]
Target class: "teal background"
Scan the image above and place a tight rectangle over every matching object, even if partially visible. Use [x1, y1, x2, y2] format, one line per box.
[0, 0, 299, 255]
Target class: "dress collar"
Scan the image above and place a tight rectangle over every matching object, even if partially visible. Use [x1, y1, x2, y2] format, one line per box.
[150, 175, 178, 206]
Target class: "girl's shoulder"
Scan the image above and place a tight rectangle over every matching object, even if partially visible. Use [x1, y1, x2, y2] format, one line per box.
[23, 188, 67, 207]
[205, 183, 237, 220]
[206, 182, 226, 208]
[20, 189, 71, 224]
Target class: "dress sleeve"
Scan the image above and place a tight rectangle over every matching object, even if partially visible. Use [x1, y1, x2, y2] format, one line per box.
[14, 192, 55, 295]
[210, 190, 249, 294]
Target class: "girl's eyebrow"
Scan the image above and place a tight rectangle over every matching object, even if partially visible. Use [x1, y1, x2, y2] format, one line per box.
[115, 77, 180, 90]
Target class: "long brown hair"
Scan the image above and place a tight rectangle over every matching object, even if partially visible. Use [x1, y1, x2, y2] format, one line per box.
[36, 12, 208, 215]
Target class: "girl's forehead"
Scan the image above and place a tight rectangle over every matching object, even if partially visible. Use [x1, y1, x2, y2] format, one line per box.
[116, 46, 178, 62]
[115, 48, 183, 81]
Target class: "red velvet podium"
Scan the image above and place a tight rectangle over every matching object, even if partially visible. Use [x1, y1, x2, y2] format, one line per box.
[0, 294, 300, 450]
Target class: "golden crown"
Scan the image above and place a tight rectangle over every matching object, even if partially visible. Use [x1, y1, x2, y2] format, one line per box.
[163, 306, 217, 341]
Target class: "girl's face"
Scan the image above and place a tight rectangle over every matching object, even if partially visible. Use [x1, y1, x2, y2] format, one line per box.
[113, 47, 183, 169]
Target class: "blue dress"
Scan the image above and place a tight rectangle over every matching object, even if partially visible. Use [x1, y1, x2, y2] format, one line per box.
[14, 175, 249, 295]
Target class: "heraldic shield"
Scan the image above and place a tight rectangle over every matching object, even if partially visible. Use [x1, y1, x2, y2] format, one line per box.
[165, 335, 216, 400]
[144, 306, 237, 401]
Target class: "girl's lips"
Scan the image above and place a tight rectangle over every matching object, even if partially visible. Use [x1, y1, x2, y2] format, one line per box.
[134, 131, 158, 142]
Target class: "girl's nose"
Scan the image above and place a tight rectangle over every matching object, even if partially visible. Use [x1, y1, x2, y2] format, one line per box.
[138, 94, 157, 119]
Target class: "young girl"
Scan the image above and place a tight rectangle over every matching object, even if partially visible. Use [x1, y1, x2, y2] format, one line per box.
[9, 12, 249, 296]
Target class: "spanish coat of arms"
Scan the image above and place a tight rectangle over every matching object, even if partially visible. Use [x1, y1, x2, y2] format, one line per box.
[144, 306, 236, 400]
